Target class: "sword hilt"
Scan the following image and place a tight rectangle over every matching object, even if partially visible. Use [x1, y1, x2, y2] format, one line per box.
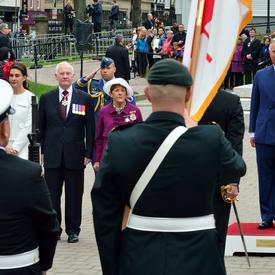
[220, 184, 238, 203]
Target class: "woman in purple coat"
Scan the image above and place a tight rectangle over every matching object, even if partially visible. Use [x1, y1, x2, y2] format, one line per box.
[231, 37, 244, 87]
[93, 78, 143, 171]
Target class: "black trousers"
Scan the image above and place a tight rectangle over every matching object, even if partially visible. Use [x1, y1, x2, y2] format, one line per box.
[64, 19, 73, 34]
[137, 52, 148, 76]
[244, 70, 256, 84]
[213, 188, 231, 255]
[94, 23, 101, 33]
[0, 263, 41, 275]
[147, 53, 154, 69]
[45, 167, 84, 236]
[232, 72, 243, 87]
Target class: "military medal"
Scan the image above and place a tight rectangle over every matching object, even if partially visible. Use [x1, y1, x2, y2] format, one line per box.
[129, 111, 137, 121]
[62, 99, 68, 106]
[81, 105, 86, 115]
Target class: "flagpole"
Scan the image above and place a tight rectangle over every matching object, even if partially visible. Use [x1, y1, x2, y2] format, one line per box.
[187, 0, 205, 114]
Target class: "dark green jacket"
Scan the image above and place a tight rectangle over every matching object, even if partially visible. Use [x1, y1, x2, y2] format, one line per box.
[92, 112, 246, 275]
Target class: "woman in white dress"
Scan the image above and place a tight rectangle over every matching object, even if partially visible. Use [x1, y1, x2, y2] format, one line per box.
[6, 62, 34, 159]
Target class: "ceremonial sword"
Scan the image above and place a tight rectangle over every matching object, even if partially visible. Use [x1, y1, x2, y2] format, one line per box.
[221, 185, 251, 268]
[232, 201, 251, 268]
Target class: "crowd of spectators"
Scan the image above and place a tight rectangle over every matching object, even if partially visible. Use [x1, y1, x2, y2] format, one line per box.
[224, 28, 275, 89]
[129, 16, 275, 88]
[128, 17, 187, 78]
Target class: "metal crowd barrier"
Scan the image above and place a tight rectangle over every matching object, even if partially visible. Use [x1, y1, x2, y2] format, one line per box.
[10, 29, 133, 62]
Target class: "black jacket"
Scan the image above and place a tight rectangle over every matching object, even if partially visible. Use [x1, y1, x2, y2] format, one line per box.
[242, 37, 261, 71]
[109, 4, 119, 20]
[106, 44, 130, 80]
[92, 111, 246, 275]
[39, 88, 95, 169]
[0, 150, 59, 270]
[171, 31, 186, 45]
[200, 90, 244, 156]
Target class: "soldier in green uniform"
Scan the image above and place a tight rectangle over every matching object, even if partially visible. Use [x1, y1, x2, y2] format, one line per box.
[92, 59, 246, 275]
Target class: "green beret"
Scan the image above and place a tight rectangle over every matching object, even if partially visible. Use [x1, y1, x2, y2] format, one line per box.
[147, 59, 193, 87]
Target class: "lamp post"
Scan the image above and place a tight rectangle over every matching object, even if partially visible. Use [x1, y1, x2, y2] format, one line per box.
[266, 0, 270, 34]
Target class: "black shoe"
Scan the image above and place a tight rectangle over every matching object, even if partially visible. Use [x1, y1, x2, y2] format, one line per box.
[67, 233, 79, 243]
[258, 221, 273, 229]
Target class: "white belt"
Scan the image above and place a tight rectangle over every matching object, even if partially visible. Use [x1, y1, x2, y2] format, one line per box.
[127, 214, 215, 232]
[0, 247, 39, 269]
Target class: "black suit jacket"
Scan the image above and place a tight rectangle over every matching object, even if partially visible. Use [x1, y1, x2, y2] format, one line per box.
[39, 88, 95, 169]
[242, 37, 261, 71]
[200, 90, 244, 158]
[92, 112, 246, 275]
[106, 44, 130, 81]
[0, 150, 59, 271]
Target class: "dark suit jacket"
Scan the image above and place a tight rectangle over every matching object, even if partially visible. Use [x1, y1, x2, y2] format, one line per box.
[242, 37, 261, 71]
[200, 90, 244, 159]
[106, 44, 130, 81]
[0, 150, 59, 271]
[92, 112, 246, 275]
[39, 88, 95, 169]
[249, 65, 275, 145]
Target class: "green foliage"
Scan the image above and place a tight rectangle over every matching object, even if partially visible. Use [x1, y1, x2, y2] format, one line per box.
[27, 80, 56, 98]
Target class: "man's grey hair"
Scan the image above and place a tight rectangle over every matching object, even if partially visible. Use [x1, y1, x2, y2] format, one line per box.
[55, 61, 74, 74]
[115, 34, 123, 45]
[0, 23, 9, 31]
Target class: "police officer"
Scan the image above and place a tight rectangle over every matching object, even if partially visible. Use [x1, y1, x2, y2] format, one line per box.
[91, 59, 246, 275]
[74, 57, 135, 121]
[0, 79, 59, 274]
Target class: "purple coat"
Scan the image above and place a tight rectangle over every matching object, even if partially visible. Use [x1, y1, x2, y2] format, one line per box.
[95, 102, 143, 162]
[231, 44, 244, 73]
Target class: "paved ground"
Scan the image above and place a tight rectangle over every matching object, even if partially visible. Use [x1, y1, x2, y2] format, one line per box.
[30, 61, 275, 275]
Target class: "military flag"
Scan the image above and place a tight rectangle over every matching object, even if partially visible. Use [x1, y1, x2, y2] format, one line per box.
[183, 0, 252, 121]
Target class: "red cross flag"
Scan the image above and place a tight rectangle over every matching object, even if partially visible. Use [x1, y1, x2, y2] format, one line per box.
[183, 0, 252, 121]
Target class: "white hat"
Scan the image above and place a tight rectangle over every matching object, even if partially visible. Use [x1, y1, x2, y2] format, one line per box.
[0, 79, 14, 122]
[103, 78, 133, 98]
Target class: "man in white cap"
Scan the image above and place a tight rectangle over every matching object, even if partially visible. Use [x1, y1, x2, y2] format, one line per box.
[0, 79, 59, 275]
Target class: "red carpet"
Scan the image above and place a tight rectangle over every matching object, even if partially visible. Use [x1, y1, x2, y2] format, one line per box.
[227, 223, 275, 236]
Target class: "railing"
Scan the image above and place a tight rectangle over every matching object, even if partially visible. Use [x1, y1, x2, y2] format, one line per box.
[11, 29, 133, 62]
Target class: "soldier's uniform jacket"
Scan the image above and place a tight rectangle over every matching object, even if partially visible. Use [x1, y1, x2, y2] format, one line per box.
[0, 149, 59, 273]
[92, 111, 246, 275]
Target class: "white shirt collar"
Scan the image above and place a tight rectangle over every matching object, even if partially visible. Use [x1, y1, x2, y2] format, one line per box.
[59, 85, 73, 95]
[0, 146, 6, 151]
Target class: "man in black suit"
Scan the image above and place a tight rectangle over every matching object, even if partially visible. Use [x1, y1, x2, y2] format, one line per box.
[0, 79, 59, 274]
[142, 13, 154, 30]
[39, 62, 95, 243]
[200, 89, 245, 254]
[171, 24, 186, 46]
[0, 23, 15, 60]
[105, 34, 130, 81]
[92, 59, 246, 275]
[242, 27, 261, 84]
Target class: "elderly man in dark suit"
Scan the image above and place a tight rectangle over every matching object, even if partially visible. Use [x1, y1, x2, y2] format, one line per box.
[39, 62, 95, 243]
[92, 59, 246, 275]
[249, 39, 275, 229]
[105, 34, 130, 81]
[0, 79, 59, 274]
[200, 89, 245, 254]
